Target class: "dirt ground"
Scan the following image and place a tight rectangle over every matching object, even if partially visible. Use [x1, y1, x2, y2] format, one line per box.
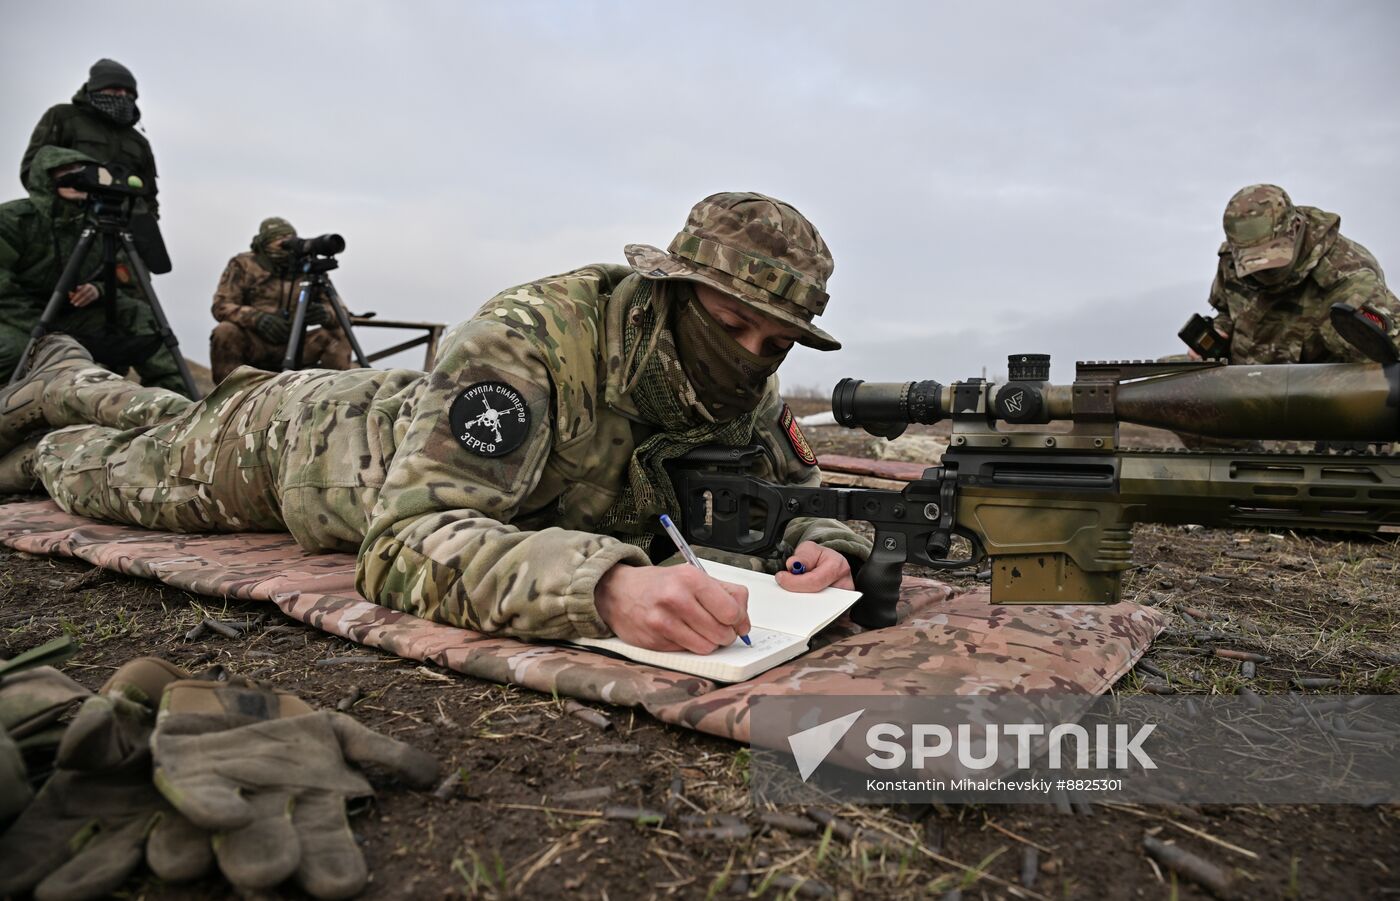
[1, 399, 1397, 900]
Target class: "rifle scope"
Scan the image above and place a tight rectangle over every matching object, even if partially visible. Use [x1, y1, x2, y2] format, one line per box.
[832, 354, 1400, 442]
[831, 378, 944, 436]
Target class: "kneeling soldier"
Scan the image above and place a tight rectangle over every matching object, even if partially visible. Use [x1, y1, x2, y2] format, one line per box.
[209, 217, 352, 383]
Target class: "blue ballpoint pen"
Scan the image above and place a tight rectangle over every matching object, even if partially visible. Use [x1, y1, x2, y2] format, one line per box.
[658, 514, 752, 647]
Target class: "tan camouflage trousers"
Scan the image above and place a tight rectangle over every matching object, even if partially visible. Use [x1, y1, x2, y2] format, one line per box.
[33, 365, 290, 535]
[32, 364, 391, 554]
[209, 322, 353, 384]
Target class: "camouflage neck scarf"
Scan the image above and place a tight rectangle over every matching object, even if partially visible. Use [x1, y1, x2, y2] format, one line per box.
[87, 91, 138, 127]
[599, 277, 762, 548]
[672, 282, 787, 419]
[255, 248, 293, 275]
[251, 237, 294, 276]
[1247, 211, 1339, 293]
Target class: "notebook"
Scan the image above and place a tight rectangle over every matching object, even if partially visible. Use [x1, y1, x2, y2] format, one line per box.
[572, 561, 863, 682]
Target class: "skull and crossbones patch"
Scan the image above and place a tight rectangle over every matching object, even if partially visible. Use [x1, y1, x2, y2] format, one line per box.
[449, 382, 531, 457]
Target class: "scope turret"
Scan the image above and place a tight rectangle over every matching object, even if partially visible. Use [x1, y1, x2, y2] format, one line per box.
[1006, 353, 1050, 381]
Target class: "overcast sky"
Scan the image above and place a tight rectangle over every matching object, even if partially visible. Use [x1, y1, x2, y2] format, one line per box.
[4, 1, 1397, 390]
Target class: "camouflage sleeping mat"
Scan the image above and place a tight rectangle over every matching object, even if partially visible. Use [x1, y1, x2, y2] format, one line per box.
[0, 500, 1166, 743]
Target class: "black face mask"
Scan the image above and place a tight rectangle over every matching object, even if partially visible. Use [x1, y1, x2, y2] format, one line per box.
[88, 91, 138, 126]
[671, 284, 787, 420]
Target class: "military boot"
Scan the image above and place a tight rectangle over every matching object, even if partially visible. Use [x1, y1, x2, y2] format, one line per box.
[0, 335, 94, 456]
[0, 433, 43, 493]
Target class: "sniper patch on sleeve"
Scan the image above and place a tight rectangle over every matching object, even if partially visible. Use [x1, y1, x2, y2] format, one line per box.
[779, 404, 817, 466]
[450, 382, 532, 457]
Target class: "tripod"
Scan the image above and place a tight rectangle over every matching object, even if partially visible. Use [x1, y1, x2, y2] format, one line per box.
[9, 197, 201, 399]
[281, 255, 371, 372]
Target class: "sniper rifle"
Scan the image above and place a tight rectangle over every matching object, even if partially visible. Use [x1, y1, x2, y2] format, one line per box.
[670, 354, 1400, 628]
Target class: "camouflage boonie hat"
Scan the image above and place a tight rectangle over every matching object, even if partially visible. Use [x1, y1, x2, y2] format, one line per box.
[1223, 184, 1301, 277]
[625, 192, 840, 350]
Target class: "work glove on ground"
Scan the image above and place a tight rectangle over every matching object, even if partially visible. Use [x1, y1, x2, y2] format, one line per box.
[0, 724, 28, 825]
[0, 656, 213, 901]
[152, 677, 440, 899]
[254, 312, 292, 344]
[0, 636, 87, 825]
[0, 637, 86, 748]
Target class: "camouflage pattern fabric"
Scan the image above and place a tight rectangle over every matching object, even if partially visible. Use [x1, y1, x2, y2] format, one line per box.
[1209, 195, 1400, 364]
[253, 216, 295, 248]
[670, 282, 787, 419]
[624, 192, 840, 350]
[209, 252, 350, 383]
[32, 364, 402, 543]
[26, 360, 193, 449]
[594, 275, 764, 543]
[0, 500, 1166, 742]
[23, 261, 864, 641]
[358, 264, 866, 638]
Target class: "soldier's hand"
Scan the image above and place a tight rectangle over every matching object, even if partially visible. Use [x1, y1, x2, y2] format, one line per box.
[304, 303, 332, 326]
[68, 283, 100, 307]
[594, 564, 751, 654]
[775, 541, 855, 591]
[255, 312, 292, 344]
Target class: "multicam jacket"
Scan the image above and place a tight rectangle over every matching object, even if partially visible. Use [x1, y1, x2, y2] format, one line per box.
[1208, 207, 1400, 364]
[135, 265, 861, 638]
[354, 264, 869, 638]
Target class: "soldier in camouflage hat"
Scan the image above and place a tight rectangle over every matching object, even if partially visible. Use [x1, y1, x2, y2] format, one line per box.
[625, 192, 840, 351]
[208, 217, 352, 383]
[0, 192, 870, 654]
[1198, 184, 1400, 364]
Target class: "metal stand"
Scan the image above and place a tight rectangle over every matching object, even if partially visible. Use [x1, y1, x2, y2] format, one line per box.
[281, 259, 371, 372]
[347, 317, 446, 370]
[10, 217, 200, 399]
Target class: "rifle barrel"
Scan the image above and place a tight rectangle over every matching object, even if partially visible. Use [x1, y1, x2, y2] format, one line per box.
[1115, 363, 1398, 441]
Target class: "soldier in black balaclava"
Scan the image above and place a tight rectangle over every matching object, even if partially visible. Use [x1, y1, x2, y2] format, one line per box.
[20, 59, 160, 218]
